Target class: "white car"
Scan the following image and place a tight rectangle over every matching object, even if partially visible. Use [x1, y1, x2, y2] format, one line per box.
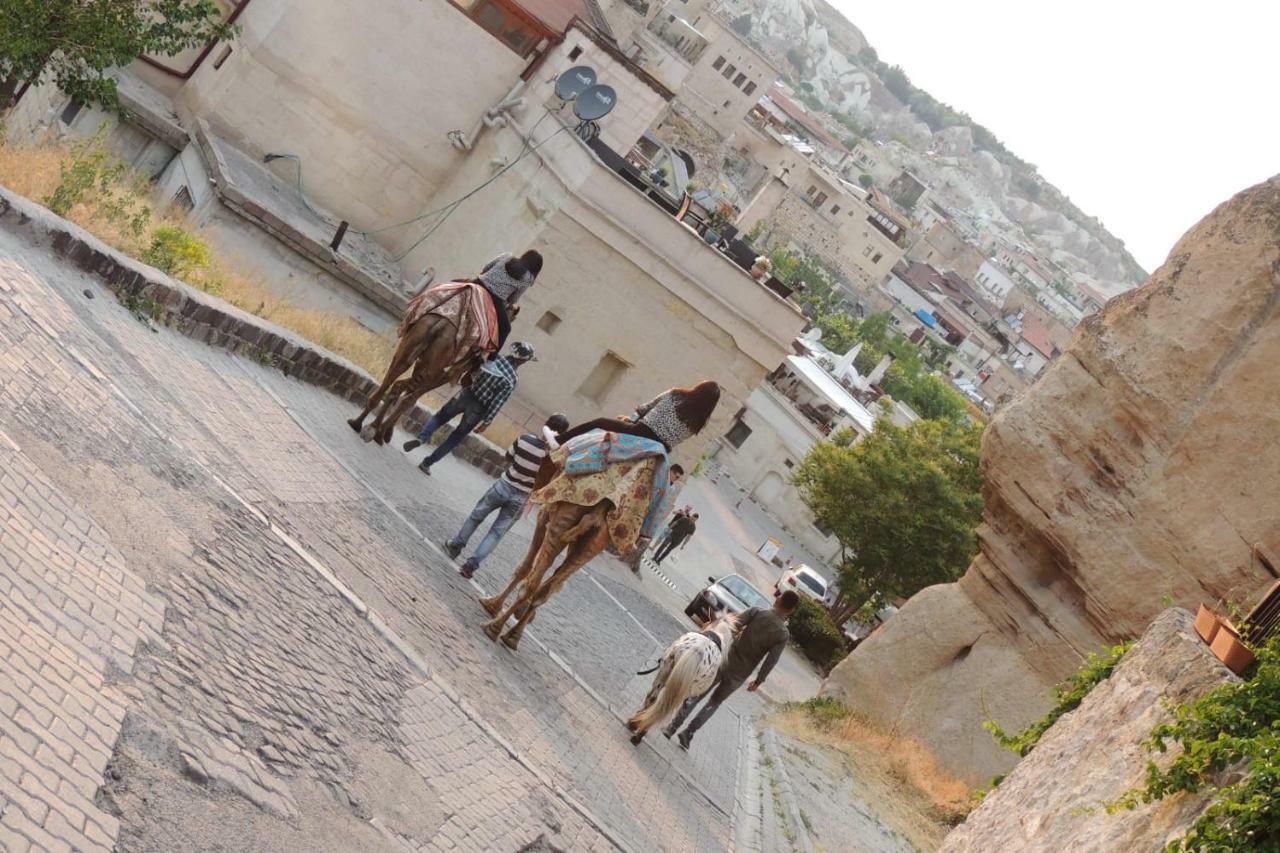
[775, 564, 829, 603]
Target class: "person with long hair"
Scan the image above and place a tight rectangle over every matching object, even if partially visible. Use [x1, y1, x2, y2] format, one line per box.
[557, 380, 721, 451]
[476, 249, 542, 352]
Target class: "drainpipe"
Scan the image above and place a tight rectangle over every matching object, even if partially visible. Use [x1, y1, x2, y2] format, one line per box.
[139, 0, 254, 80]
[448, 80, 527, 151]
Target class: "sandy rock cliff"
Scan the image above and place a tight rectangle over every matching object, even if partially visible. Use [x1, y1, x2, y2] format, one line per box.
[824, 175, 1280, 784]
[941, 609, 1235, 852]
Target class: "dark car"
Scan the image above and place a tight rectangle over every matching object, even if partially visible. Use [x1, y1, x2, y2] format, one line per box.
[685, 573, 772, 625]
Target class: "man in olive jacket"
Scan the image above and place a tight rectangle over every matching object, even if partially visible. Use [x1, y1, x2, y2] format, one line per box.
[663, 590, 800, 749]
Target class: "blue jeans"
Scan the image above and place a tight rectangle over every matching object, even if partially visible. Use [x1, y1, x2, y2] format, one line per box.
[417, 390, 486, 467]
[448, 478, 527, 566]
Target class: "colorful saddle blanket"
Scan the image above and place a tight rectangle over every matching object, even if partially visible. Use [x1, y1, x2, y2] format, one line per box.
[398, 281, 499, 358]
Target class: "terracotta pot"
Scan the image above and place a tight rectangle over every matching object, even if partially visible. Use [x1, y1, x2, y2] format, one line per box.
[1194, 603, 1222, 644]
[1209, 623, 1257, 676]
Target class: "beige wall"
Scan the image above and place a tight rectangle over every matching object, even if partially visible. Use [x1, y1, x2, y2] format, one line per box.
[679, 17, 778, 139]
[166, 0, 527, 258]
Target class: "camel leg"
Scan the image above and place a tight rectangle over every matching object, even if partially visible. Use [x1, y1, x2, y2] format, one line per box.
[479, 508, 550, 615]
[349, 327, 423, 433]
[377, 373, 442, 446]
[500, 506, 611, 650]
[482, 503, 584, 644]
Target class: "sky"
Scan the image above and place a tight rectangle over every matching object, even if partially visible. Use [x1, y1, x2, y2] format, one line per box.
[829, 1, 1279, 273]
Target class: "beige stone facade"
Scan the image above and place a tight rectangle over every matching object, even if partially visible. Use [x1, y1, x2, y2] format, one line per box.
[675, 15, 780, 140]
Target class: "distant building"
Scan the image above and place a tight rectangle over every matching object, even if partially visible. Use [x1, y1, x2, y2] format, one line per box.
[975, 259, 1018, 305]
[668, 14, 780, 140]
[885, 170, 928, 212]
[908, 220, 985, 281]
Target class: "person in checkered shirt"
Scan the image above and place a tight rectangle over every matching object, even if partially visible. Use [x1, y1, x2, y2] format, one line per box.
[403, 342, 535, 474]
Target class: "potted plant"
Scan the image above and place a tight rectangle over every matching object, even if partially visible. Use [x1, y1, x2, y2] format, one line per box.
[1209, 621, 1256, 676]
[704, 201, 735, 245]
[750, 255, 773, 281]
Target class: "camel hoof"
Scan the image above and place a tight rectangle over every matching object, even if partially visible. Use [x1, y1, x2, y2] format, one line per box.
[478, 595, 503, 617]
[630, 732, 644, 746]
[481, 620, 503, 642]
[625, 719, 639, 733]
[501, 631, 521, 651]
[359, 424, 378, 442]
[347, 418, 363, 433]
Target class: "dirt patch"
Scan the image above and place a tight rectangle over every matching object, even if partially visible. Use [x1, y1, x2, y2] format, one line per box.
[769, 707, 971, 851]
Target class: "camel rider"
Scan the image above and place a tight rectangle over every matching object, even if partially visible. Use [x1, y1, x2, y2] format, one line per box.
[477, 250, 542, 353]
[404, 341, 535, 474]
[557, 381, 722, 451]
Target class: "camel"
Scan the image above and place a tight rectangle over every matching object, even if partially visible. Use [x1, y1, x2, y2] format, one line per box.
[347, 291, 511, 446]
[626, 612, 740, 745]
[478, 499, 614, 650]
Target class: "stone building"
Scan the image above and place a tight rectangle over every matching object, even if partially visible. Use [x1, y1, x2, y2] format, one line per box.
[668, 14, 780, 140]
[8, 0, 806, 460]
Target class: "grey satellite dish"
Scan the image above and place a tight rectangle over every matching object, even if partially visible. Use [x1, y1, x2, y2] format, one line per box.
[555, 66, 597, 101]
[573, 84, 617, 122]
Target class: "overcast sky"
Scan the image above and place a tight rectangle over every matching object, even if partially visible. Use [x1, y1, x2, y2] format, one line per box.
[831, 1, 1279, 273]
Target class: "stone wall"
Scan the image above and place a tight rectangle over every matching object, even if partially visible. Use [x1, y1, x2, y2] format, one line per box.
[941, 609, 1235, 852]
[824, 175, 1280, 784]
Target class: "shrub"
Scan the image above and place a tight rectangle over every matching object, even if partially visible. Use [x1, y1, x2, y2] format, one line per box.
[788, 597, 848, 671]
[985, 640, 1133, 757]
[1110, 634, 1280, 851]
[144, 225, 212, 278]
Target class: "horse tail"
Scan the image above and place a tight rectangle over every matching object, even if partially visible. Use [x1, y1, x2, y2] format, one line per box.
[629, 642, 708, 733]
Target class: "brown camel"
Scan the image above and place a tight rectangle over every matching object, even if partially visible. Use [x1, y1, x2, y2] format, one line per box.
[478, 500, 613, 650]
[347, 303, 511, 445]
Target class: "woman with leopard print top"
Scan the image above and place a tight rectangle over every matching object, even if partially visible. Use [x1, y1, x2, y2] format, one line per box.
[557, 381, 721, 451]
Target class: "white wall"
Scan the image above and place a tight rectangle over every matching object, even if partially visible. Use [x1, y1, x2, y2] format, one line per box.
[976, 260, 1016, 304]
[679, 17, 778, 139]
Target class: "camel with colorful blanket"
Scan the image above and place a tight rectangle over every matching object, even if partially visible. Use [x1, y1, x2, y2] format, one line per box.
[348, 280, 502, 445]
[480, 382, 721, 650]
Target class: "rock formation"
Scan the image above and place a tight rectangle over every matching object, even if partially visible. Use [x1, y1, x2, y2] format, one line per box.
[941, 609, 1235, 852]
[824, 175, 1280, 784]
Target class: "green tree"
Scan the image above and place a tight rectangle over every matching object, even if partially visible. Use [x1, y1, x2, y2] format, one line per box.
[0, 0, 235, 111]
[729, 13, 752, 37]
[858, 173, 874, 189]
[882, 65, 913, 102]
[793, 418, 984, 625]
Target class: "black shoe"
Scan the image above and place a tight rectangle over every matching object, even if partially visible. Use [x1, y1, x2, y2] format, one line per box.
[403, 439, 422, 452]
[677, 731, 692, 751]
[662, 727, 676, 740]
[444, 542, 462, 560]
[418, 460, 432, 476]
[460, 559, 479, 579]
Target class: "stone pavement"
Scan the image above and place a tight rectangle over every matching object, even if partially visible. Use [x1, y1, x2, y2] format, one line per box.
[0, 220, 763, 849]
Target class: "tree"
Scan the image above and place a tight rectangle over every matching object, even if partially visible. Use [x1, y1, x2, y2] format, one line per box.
[729, 13, 752, 37]
[0, 0, 235, 111]
[793, 419, 984, 625]
[858, 173, 874, 189]
[882, 65, 913, 102]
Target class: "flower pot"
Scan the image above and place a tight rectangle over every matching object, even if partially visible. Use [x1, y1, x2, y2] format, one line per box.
[1209, 623, 1256, 676]
[703, 228, 721, 245]
[1194, 603, 1222, 644]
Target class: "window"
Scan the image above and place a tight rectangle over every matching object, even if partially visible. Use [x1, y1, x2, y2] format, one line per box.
[812, 191, 828, 208]
[725, 418, 752, 449]
[733, 72, 747, 87]
[830, 204, 840, 216]
[743, 81, 756, 96]
[722, 63, 737, 79]
[535, 310, 562, 334]
[212, 45, 233, 70]
[456, 0, 547, 57]
[578, 352, 630, 403]
[723, 100, 731, 108]
[171, 186, 195, 213]
[807, 185, 818, 196]
[783, 458, 794, 469]
[863, 246, 873, 257]
[568, 45, 582, 60]
[712, 55, 725, 70]
[59, 99, 84, 126]
[872, 252, 883, 264]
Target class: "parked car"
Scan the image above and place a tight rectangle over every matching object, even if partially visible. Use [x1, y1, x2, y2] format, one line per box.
[775, 564, 830, 603]
[685, 573, 772, 625]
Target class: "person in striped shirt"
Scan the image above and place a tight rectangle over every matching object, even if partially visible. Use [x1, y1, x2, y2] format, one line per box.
[444, 412, 571, 578]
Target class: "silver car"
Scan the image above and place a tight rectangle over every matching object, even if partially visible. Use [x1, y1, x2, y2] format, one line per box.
[685, 573, 772, 624]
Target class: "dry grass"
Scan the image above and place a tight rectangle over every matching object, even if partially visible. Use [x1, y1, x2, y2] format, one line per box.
[0, 137, 395, 376]
[771, 700, 974, 849]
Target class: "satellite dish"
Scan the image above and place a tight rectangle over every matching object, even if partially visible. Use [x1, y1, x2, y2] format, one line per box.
[555, 66, 597, 101]
[573, 84, 617, 122]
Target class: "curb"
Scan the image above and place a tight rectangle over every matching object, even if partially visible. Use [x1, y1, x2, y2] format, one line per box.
[0, 184, 507, 477]
[762, 728, 815, 853]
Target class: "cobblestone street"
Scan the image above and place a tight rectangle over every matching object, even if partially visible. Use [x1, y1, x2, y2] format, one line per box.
[0, 228, 770, 850]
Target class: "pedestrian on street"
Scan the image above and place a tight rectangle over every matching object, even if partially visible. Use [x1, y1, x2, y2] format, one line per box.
[445, 412, 570, 578]
[664, 590, 799, 750]
[403, 341, 535, 474]
[651, 505, 693, 554]
[652, 512, 697, 564]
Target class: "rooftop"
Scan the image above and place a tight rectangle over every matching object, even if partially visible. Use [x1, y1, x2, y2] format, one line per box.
[1019, 310, 1057, 358]
[763, 87, 848, 155]
[515, 0, 615, 38]
[785, 355, 878, 434]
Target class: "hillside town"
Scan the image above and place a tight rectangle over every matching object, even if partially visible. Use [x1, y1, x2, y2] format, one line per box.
[1, 1, 1276, 852]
